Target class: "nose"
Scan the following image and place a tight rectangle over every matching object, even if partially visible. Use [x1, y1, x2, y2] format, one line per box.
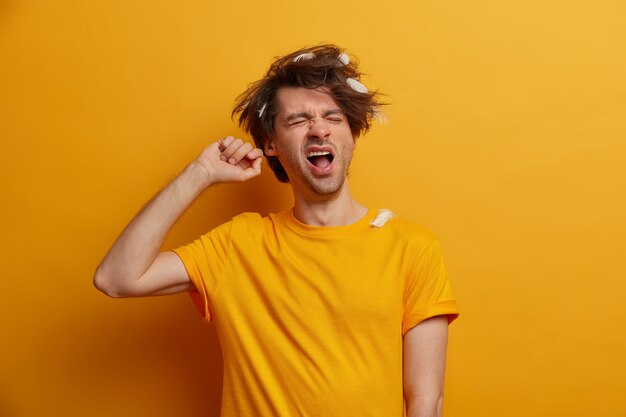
[307, 117, 331, 140]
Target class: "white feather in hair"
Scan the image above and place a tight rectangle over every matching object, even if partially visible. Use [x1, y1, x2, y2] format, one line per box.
[258, 102, 267, 118]
[370, 209, 396, 227]
[346, 78, 368, 93]
[293, 52, 315, 62]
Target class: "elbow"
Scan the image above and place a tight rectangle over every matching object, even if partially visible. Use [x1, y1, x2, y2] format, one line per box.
[93, 266, 126, 298]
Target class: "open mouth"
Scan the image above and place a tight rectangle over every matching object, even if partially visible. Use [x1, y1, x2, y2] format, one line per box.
[306, 150, 334, 169]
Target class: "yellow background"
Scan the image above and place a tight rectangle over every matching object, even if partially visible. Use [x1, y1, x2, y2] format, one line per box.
[1, 1, 625, 416]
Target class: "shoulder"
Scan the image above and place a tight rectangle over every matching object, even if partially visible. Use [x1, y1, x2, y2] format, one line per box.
[227, 211, 285, 237]
[230, 211, 264, 226]
[192, 212, 266, 242]
[378, 211, 439, 248]
[229, 211, 282, 227]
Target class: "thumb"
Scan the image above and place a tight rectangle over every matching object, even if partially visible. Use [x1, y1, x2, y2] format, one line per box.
[252, 156, 262, 173]
[239, 156, 262, 181]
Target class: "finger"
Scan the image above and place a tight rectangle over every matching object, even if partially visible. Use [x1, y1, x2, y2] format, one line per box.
[237, 147, 263, 169]
[219, 136, 235, 151]
[246, 148, 264, 160]
[228, 142, 253, 165]
[220, 138, 244, 161]
[218, 136, 235, 160]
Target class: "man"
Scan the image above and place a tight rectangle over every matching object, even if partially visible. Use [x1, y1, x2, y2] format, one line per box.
[94, 44, 459, 417]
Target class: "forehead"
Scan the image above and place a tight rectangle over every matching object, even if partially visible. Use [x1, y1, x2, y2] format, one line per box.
[275, 87, 340, 115]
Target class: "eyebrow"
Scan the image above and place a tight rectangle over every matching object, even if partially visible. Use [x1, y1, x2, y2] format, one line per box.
[285, 108, 344, 122]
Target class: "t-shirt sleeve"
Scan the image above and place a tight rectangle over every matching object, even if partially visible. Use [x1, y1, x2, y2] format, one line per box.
[402, 237, 459, 335]
[171, 220, 233, 322]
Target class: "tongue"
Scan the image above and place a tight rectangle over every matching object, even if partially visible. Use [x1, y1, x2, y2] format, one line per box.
[310, 155, 331, 169]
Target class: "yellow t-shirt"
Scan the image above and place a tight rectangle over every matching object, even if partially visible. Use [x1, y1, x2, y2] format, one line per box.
[173, 208, 459, 417]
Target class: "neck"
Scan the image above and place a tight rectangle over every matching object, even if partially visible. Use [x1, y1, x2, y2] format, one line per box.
[292, 182, 368, 227]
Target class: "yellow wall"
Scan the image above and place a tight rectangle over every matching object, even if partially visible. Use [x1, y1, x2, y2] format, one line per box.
[2, 1, 625, 416]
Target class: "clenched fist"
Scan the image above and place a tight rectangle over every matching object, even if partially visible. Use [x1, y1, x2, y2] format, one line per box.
[194, 136, 263, 185]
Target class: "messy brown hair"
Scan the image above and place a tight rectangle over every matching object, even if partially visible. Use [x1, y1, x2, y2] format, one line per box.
[232, 44, 383, 183]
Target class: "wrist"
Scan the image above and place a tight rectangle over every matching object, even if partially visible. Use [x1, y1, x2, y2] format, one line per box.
[183, 160, 215, 190]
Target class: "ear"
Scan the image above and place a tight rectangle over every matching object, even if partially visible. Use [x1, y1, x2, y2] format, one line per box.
[264, 139, 277, 156]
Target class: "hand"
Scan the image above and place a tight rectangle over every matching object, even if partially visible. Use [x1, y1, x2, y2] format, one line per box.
[194, 136, 263, 185]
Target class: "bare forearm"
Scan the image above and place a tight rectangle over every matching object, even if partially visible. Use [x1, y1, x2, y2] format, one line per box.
[406, 395, 443, 417]
[94, 162, 210, 294]
[404, 317, 449, 417]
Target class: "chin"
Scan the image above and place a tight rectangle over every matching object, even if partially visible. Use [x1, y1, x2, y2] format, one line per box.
[305, 176, 346, 197]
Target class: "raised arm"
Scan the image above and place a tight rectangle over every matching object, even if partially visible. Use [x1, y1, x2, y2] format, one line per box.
[93, 136, 262, 298]
[403, 315, 450, 417]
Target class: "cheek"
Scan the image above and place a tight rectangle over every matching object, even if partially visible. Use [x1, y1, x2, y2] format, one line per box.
[275, 138, 302, 162]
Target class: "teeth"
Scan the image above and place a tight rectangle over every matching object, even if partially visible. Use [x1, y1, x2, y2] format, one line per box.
[307, 151, 331, 157]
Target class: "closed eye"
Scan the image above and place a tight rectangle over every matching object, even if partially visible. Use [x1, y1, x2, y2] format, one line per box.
[287, 119, 308, 127]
